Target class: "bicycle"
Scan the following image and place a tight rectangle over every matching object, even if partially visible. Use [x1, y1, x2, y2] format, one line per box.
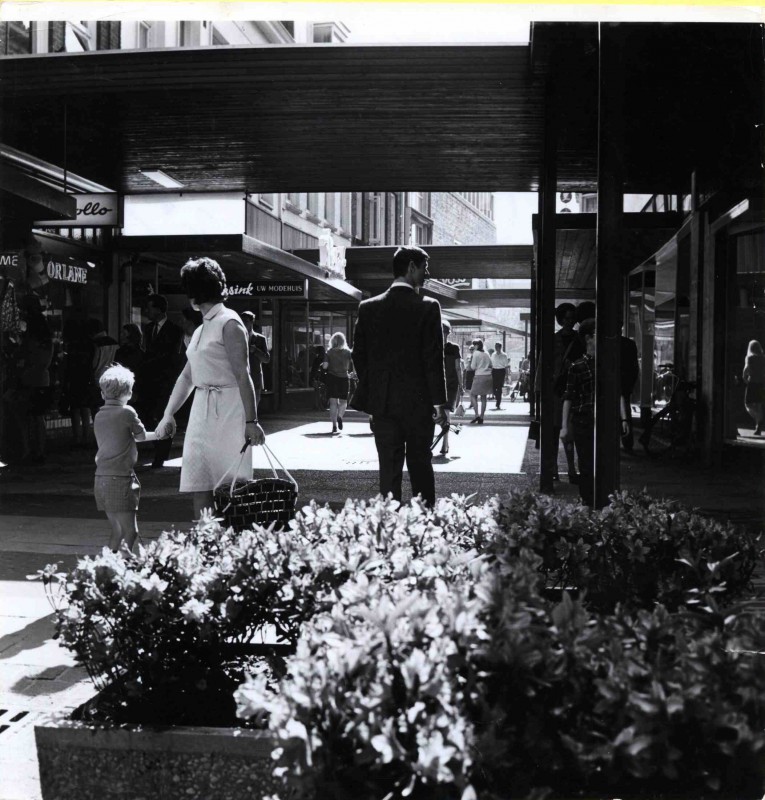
[639, 379, 698, 458]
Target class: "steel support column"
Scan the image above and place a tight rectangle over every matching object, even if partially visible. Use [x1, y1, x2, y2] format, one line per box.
[594, 23, 625, 508]
[539, 76, 558, 493]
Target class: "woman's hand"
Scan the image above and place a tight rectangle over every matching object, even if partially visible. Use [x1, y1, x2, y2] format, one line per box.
[157, 414, 176, 440]
[245, 420, 265, 446]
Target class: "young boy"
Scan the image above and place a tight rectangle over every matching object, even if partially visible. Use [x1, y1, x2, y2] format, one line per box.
[93, 364, 157, 552]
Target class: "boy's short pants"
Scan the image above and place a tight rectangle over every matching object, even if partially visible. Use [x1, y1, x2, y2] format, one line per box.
[94, 473, 141, 513]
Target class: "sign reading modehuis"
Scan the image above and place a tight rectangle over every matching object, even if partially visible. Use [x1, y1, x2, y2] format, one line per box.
[228, 280, 307, 298]
[35, 193, 121, 227]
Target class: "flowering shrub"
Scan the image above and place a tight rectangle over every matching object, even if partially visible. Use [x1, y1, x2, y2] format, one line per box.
[491, 489, 762, 612]
[236, 575, 491, 800]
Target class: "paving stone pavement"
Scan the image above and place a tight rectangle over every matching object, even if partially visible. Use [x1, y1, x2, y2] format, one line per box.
[0, 407, 762, 800]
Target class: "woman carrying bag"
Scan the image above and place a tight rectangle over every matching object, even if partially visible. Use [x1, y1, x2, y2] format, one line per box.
[157, 257, 265, 520]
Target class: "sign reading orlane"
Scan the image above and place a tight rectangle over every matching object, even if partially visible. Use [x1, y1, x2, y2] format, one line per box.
[228, 280, 307, 299]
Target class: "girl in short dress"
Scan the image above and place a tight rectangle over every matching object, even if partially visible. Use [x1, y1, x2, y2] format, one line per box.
[322, 332, 355, 434]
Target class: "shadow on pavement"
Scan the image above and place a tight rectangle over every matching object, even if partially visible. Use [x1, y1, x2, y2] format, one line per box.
[0, 614, 56, 661]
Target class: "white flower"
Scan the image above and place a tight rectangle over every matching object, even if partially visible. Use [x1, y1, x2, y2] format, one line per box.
[140, 573, 168, 601]
[180, 598, 213, 622]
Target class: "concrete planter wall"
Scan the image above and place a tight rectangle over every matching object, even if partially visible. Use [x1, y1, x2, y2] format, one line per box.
[35, 721, 281, 800]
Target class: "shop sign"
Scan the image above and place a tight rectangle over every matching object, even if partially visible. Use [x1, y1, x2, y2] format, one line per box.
[34, 193, 121, 227]
[45, 257, 91, 285]
[0, 252, 20, 269]
[432, 278, 471, 290]
[228, 280, 307, 299]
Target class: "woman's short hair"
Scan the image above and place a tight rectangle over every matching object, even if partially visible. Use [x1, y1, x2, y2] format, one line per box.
[392, 245, 429, 278]
[330, 331, 347, 349]
[555, 302, 577, 326]
[180, 257, 227, 305]
[579, 318, 596, 338]
[100, 364, 135, 400]
[122, 323, 143, 348]
[472, 339, 485, 352]
[747, 340, 763, 357]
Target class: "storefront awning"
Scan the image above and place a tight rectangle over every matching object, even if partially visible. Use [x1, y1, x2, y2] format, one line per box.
[115, 233, 362, 303]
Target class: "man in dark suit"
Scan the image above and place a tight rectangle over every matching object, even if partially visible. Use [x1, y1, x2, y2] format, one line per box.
[351, 245, 448, 507]
[240, 311, 270, 410]
[141, 294, 183, 468]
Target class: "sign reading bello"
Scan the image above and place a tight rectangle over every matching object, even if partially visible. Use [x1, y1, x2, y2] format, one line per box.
[35, 193, 121, 227]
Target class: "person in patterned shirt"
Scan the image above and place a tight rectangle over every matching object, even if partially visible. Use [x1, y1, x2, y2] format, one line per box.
[560, 317, 628, 506]
[560, 317, 596, 506]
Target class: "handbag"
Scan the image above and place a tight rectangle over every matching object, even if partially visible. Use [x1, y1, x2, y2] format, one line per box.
[213, 442, 298, 532]
[454, 403, 465, 417]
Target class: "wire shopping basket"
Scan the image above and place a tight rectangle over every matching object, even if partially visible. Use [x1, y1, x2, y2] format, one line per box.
[213, 442, 298, 531]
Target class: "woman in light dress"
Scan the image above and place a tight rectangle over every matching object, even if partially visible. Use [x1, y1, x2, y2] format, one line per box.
[158, 258, 266, 518]
[468, 339, 493, 425]
[743, 339, 765, 436]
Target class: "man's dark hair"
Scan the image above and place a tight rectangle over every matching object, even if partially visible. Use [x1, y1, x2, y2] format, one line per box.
[146, 294, 168, 314]
[555, 302, 576, 326]
[579, 317, 596, 338]
[180, 257, 227, 304]
[392, 245, 429, 278]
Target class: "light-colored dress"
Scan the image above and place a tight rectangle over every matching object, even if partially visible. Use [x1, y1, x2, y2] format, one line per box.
[180, 304, 250, 493]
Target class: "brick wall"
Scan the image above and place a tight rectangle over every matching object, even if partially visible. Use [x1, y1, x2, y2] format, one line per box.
[430, 193, 496, 246]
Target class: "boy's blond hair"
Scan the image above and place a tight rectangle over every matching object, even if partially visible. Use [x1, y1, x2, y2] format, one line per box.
[99, 364, 135, 400]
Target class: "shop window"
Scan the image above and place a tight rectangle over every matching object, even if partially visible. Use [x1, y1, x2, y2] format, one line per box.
[325, 193, 337, 227]
[339, 193, 351, 232]
[1, 21, 34, 55]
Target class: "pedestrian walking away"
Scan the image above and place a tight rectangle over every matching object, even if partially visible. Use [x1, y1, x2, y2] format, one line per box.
[240, 310, 270, 410]
[140, 295, 183, 468]
[157, 257, 266, 520]
[351, 245, 448, 507]
[93, 364, 158, 552]
[440, 320, 462, 456]
[468, 339, 492, 424]
[490, 341, 509, 410]
[322, 331, 355, 434]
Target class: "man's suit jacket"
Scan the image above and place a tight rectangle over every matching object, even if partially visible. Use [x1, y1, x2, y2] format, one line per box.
[141, 318, 183, 399]
[247, 331, 270, 390]
[351, 285, 447, 417]
[620, 336, 640, 397]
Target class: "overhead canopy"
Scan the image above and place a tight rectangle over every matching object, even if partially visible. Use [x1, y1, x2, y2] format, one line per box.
[115, 233, 362, 303]
[293, 244, 532, 292]
[1, 23, 761, 195]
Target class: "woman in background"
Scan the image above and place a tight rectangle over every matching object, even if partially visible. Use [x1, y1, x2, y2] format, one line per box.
[60, 320, 96, 448]
[468, 339, 492, 425]
[743, 339, 765, 435]
[116, 323, 145, 374]
[322, 332, 354, 434]
[18, 301, 53, 463]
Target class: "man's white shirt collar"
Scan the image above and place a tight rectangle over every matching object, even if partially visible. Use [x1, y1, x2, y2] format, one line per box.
[390, 280, 415, 290]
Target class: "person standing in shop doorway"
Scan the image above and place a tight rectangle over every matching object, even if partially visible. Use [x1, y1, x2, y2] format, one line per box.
[240, 310, 270, 410]
[141, 295, 183, 468]
[351, 245, 448, 507]
[490, 341, 510, 410]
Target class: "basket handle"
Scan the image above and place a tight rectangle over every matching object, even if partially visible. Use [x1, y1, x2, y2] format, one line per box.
[213, 440, 297, 497]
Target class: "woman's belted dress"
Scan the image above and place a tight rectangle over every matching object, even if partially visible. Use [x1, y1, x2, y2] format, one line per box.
[180, 304, 251, 493]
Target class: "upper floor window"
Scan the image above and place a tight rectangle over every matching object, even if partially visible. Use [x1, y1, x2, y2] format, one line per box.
[259, 193, 275, 209]
[66, 21, 94, 52]
[307, 193, 320, 217]
[179, 21, 199, 47]
[212, 25, 228, 45]
[137, 21, 151, 48]
[409, 191, 429, 215]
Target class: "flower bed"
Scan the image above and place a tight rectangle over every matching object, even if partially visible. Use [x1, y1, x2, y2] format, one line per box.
[37, 491, 765, 798]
